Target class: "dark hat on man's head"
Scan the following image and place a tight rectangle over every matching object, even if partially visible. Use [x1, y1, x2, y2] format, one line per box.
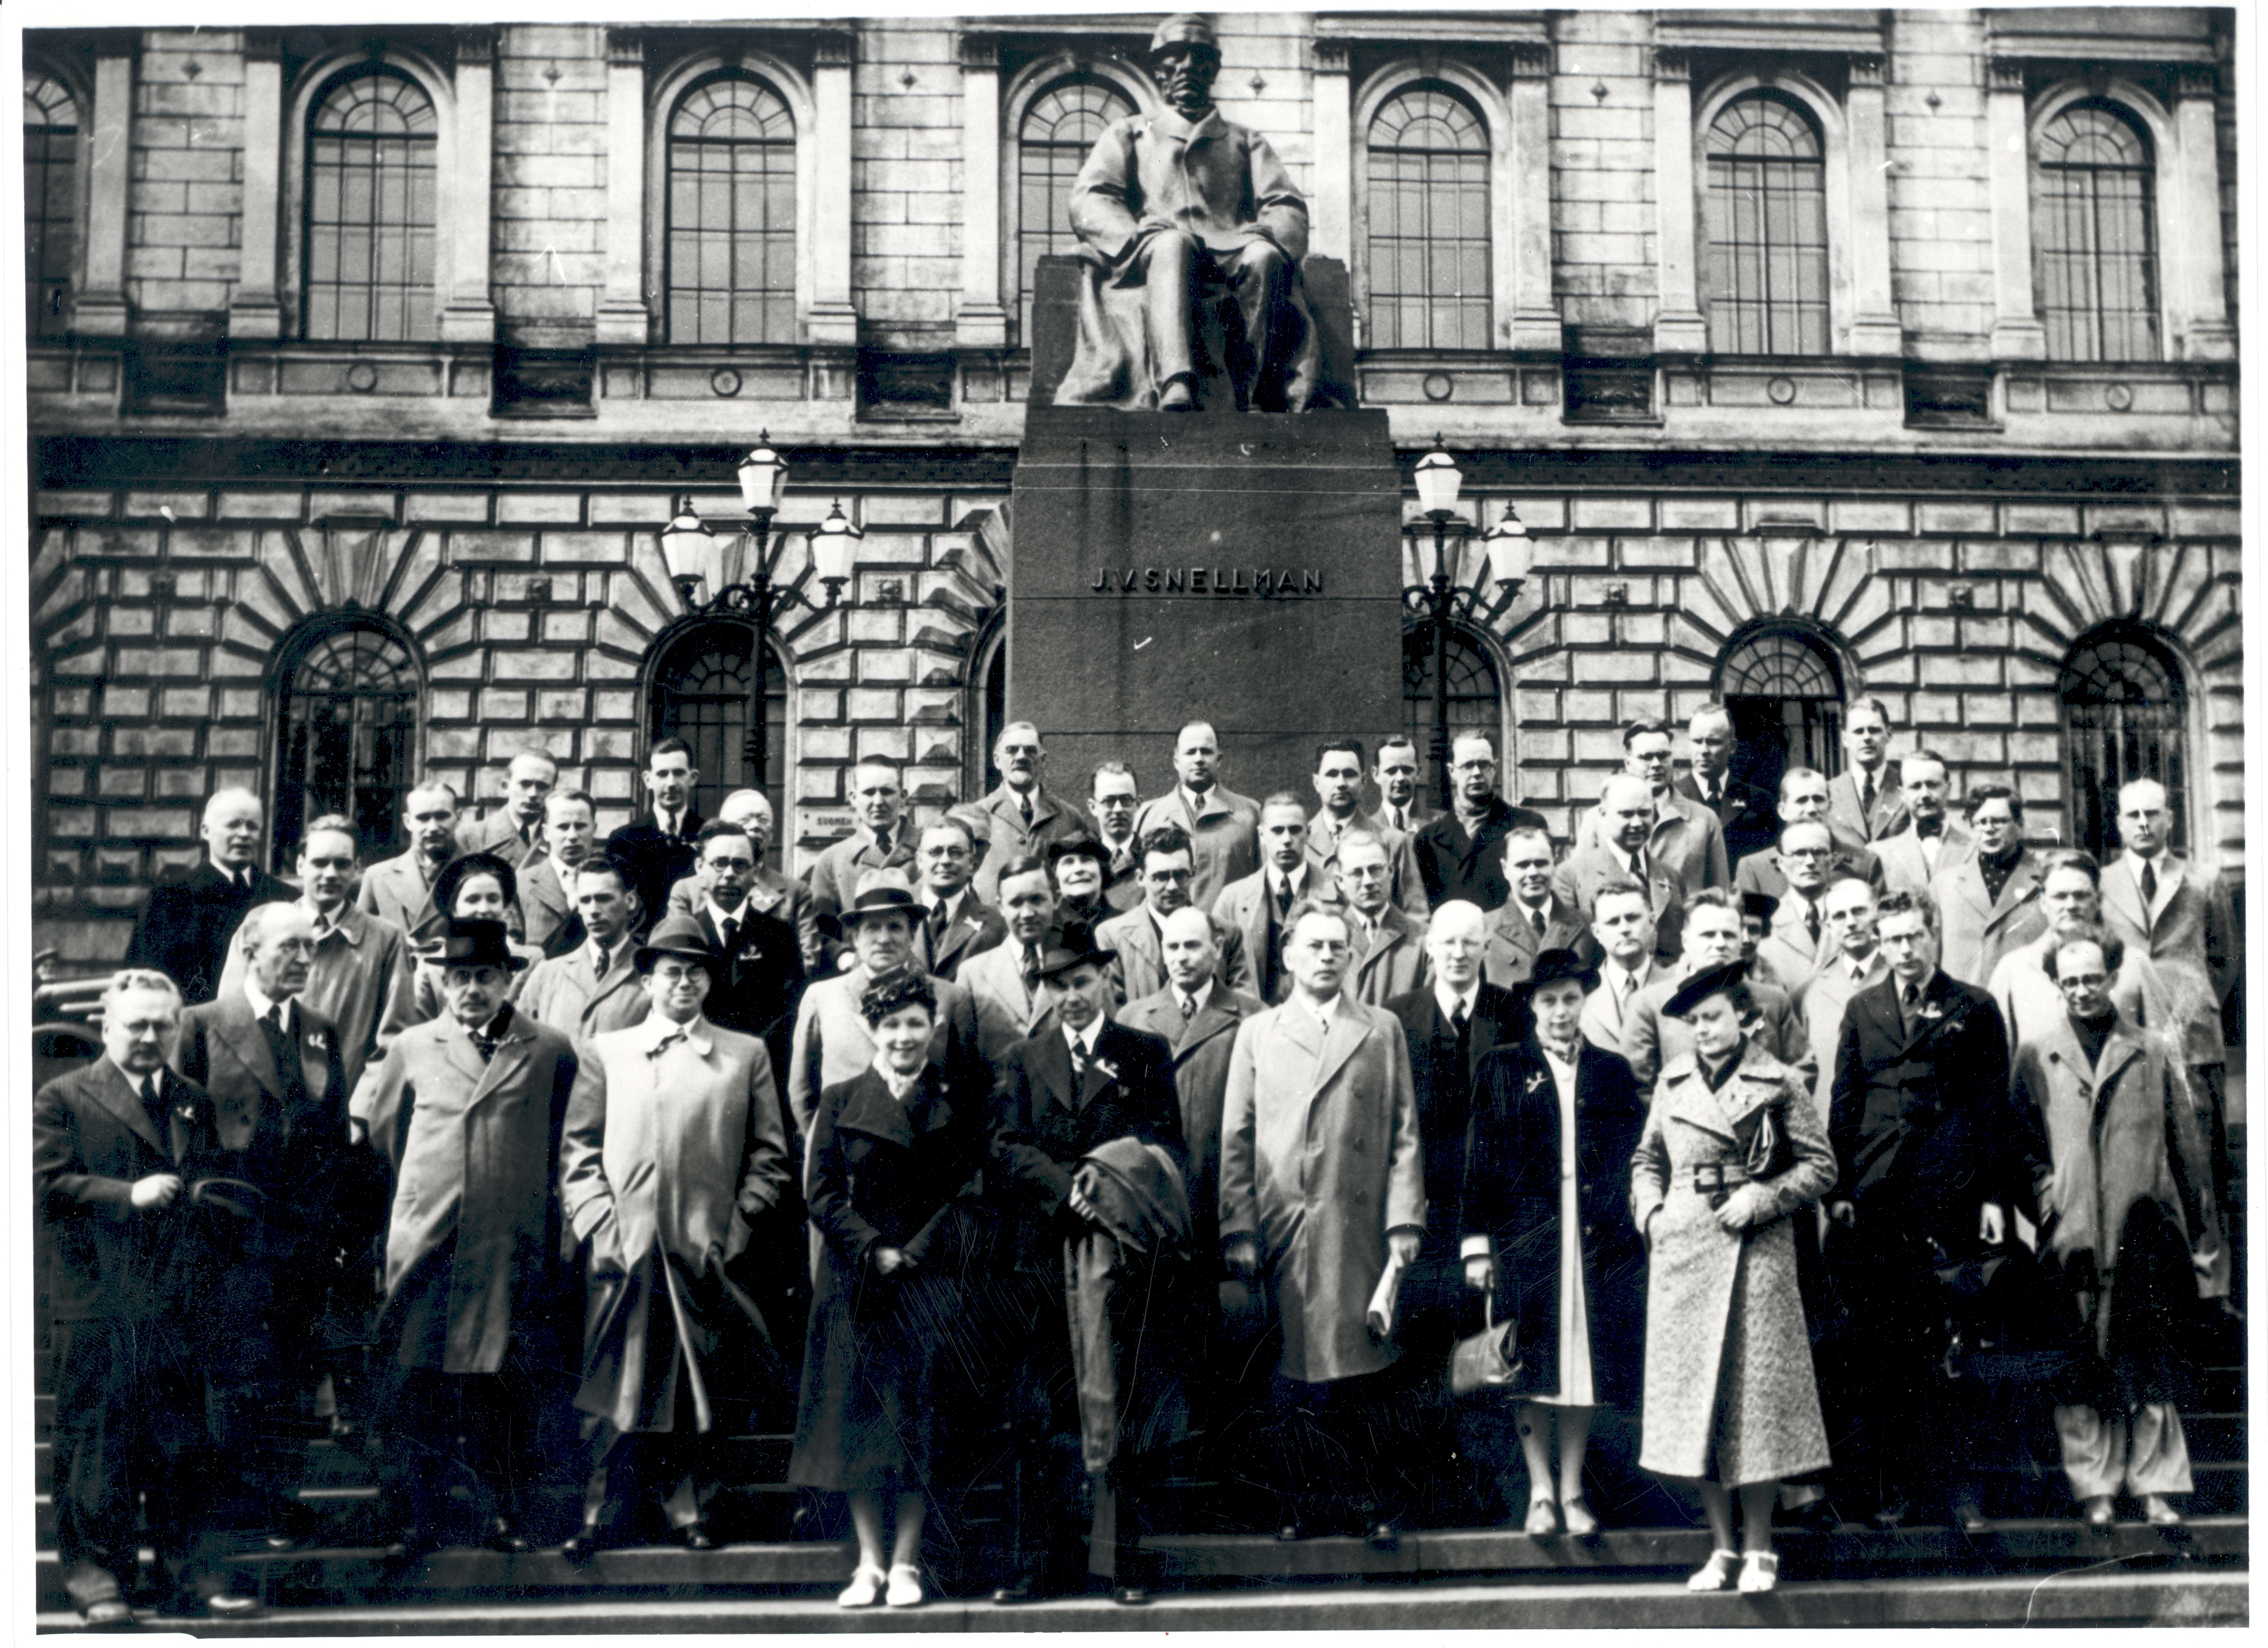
[432, 918, 528, 974]
[634, 912, 718, 975]
[1526, 947, 1599, 995]
[1149, 12, 1220, 58]
[1033, 918, 1118, 981]
[1663, 960, 1751, 1020]
[1740, 891, 1780, 926]
[841, 870, 928, 928]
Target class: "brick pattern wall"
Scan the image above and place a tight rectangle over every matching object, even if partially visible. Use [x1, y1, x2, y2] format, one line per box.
[128, 29, 244, 324]
[494, 23, 606, 342]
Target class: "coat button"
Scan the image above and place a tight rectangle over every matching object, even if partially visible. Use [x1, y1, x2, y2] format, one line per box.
[1583, 1223, 1596, 1237]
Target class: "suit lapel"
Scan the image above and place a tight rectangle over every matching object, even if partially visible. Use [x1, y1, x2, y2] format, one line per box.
[1309, 1007, 1367, 1096]
[1179, 995, 1241, 1057]
[472, 1019, 535, 1109]
[218, 1001, 285, 1103]
[91, 1059, 167, 1154]
[1030, 1028, 1079, 1116]
[2099, 861, 2149, 936]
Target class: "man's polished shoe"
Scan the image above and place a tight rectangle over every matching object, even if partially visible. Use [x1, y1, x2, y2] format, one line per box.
[1366, 1520, 1399, 1552]
[202, 1594, 260, 1618]
[1158, 376, 1197, 412]
[1112, 1584, 1150, 1606]
[480, 1516, 532, 1555]
[989, 1580, 1038, 1606]
[80, 1598, 134, 1629]
[678, 1522, 718, 1552]
[2083, 1495, 2116, 1529]
[2142, 1495, 2184, 1527]
[558, 1523, 608, 1565]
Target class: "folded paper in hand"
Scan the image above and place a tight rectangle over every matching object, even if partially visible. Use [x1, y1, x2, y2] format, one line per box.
[1366, 1249, 1409, 1340]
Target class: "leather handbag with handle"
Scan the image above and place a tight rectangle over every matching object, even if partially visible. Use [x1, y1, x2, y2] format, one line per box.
[1446, 1292, 1522, 1398]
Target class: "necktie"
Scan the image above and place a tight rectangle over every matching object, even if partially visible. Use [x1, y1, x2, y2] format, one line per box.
[1022, 944, 1041, 993]
[1180, 992, 1196, 1021]
[1901, 981, 1921, 1036]
[1805, 902, 1822, 947]
[593, 943, 611, 977]
[469, 1020, 501, 1063]
[1070, 1036, 1089, 1087]
[1451, 1000, 1471, 1051]
[1530, 905, 1547, 939]
[233, 869, 249, 891]
[721, 916, 740, 954]
[1273, 877, 1292, 922]
[264, 1003, 285, 1036]
[1861, 773, 1875, 823]
[1019, 792, 1034, 829]
[875, 828, 892, 857]
[2140, 861, 2159, 905]
[143, 1076, 159, 1108]
[1392, 806, 1406, 832]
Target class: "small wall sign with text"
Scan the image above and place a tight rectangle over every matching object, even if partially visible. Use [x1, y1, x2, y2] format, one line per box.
[1090, 567, 1326, 596]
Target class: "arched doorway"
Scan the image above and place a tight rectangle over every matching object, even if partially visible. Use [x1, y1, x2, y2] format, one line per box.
[272, 619, 422, 866]
[1717, 623, 1845, 801]
[2060, 622, 2190, 860]
[1403, 622, 1502, 805]
[649, 620, 787, 825]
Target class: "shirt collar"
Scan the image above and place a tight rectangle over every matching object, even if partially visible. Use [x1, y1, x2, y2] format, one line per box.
[587, 935, 621, 972]
[1608, 957, 1648, 990]
[1176, 977, 1214, 1016]
[1062, 1019, 1103, 1058]
[1298, 990, 1338, 1030]
[299, 897, 350, 939]
[242, 977, 291, 1028]
[704, 897, 746, 932]
[636, 1011, 712, 1056]
[1434, 979, 1478, 1023]
[1271, 862, 1307, 898]
[2125, 848, 2166, 874]
[930, 886, 970, 926]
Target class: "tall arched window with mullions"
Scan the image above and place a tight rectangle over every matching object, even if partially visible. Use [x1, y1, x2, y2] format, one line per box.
[273, 622, 423, 866]
[665, 73, 797, 344]
[303, 70, 439, 341]
[1404, 624, 1501, 799]
[1015, 77, 1135, 346]
[651, 622, 788, 824]
[1366, 85, 1492, 351]
[2061, 622, 2189, 860]
[1703, 93, 1829, 355]
[24, 73, 81, 340]
[1716, 624, 1844, 800]
[2033, 101, 2160, 362]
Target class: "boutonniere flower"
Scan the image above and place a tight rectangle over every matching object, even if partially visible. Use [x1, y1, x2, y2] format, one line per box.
[1091, 1057, 1121, 1084]
[173, 1098, 200, 1125]
[1919, 1000, 1947, 1022]
[1524, 1069, 1550, 1097]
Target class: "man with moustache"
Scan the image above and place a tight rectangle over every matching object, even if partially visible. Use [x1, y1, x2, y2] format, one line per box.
[1483, 825, 1599, 992]
[1211, 793, 1337, 1005]
[1085, 764, 1147, 914]
[972, 723, 1085, 902]
[127, 787, 297, 1006]
[962, 854, 1065, 1061]
[1871, 749, 1972, 898]
[1099, 823, 1248, 1005]
[455, 748, 560, 867]
[1309, 738, 1427, 917]
[359, 782, 463, 939]
[1130, 720, 1261, 912]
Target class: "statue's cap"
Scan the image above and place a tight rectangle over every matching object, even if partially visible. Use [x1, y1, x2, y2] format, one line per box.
[1149, 13, 1220, 58]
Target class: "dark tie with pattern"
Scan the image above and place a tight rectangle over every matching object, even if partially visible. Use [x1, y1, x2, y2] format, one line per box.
[1069, 1036, 1089, 1090]
[469, 1020, 501, 1063]
[593, 942, 611, 978]
[1805, 902, 1822, 947]
[2140, 861, 2158, 905]
[1022, 944, 1041, 994]
[1181, 992, 1196, 1021]
[1019, 793, 1034, 830]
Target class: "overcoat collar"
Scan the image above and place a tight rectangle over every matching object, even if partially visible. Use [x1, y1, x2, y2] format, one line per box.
[834, 1064, 952, 1151]
[1175, 990, 1247, 1057]
[2036, 1011, 2146, 1113]
[1274, 996, 1367, 1097]
[1147, 105, 1226, 147]
[1658, 1043, 1790, 1139]
[436, 1008, 538, 1104]
[987, 782, 1063, 832]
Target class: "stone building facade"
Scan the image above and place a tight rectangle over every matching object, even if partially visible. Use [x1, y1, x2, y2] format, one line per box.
[23, 9, 2242, 968]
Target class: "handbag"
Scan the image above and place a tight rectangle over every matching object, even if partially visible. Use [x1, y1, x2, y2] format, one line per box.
[1743, 1099, 1794, 1185]
[1446, 1293, 1522, 1398]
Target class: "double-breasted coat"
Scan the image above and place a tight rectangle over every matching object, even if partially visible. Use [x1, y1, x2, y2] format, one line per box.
[1931, 848, 2052, 987]
[2097, 853, 2242, 1068]
[1461, 1036, 1649, 1409]
[1220, 998, 1426, 1384]
[1630, 1044, 1836, 1485]
[791, 1063, 987, 1491]
[355, 1007, 585, 1375]
[1119, 982, 1265, 1266]
[560, 1013, 791, 1436]
[1482, 894, 1601, 994]
[517, 941, 652, 1043]
[1385, 981, 1526, 1241]
[1347, 905, 1430, 1007]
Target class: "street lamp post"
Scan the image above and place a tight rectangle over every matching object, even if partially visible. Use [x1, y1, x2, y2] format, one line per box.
[1400, 436, 1534, 811]
[658, 433, 861, 795]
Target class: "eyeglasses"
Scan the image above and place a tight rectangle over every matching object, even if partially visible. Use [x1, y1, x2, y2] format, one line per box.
[2054, 971, 2110, 991]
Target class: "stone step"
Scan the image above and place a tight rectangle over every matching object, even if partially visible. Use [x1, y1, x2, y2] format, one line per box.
[32, 1566, 2249, 1633]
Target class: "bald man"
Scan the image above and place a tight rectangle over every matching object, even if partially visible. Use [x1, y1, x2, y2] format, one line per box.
[126, 788, 299, 1006]
[1552, 775, 1687, 964]
[1129, 720, 1262, 912]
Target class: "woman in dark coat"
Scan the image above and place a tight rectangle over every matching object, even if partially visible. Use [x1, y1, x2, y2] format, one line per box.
[790, 973, 986, 1609]
[1461, 950, 1647, 1538]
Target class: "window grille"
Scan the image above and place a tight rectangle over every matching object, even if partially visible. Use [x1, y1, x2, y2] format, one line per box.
[1367, 86, 1492, 351]
[1703, 94, 1829, 355]
[666, 74, 797, 345]
[304, 71, 438, 341]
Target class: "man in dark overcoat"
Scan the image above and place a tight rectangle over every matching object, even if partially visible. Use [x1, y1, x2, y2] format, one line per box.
[987, 922, 1189, 1606]
[1828, 891, 2047, 1530]
[354, 919, 588, 1557]
[125, 787, 296, 1005]
[34, 970, 270, 1621]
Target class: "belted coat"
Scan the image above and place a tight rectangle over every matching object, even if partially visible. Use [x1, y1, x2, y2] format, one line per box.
[1629, 1044, 1836, 1485]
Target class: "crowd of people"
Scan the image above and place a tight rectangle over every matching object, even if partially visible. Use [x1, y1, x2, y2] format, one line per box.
[34, 703, 2239, 1620]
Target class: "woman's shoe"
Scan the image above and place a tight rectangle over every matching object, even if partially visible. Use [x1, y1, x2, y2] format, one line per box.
[837, 1564, 886, 1608]
[885, 1563, 924, 1608]
[2083, 1495, 2116, 1529]
[1737, 1550, 1779, 1594]
[1561, 1496, 1599, 1537]
[1687, 1549, 1740, 1592]
[1524, 1496, 1559, 1538]
[2142, 1495, 2184, 1526]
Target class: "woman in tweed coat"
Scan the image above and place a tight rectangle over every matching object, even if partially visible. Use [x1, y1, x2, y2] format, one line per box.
[1630, 963, 1835, 1594]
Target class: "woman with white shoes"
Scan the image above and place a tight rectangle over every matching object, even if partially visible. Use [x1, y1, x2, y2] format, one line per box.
[790, 973, 987, 1608]
[1630, 961, 1836, 1594]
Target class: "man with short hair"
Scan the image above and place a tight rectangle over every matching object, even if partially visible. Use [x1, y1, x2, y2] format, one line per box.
[1579, 882, 1661, 1059]
[1552, 775, 1686, 964]
[1130, 720, 1262, 912]
[519, 789, 598, 953]
[972, 722, 1085, 901]
[456, 749, 560, 865]
[1751, 820, 1841, 995]
[1360, 736, 1435, 836]
[1799, 878, 1892, 1123]
[1412, 732, 1546, 912]
[36, 970, 271, 1621]
[1098, 823, 1248, 1005]
[1086, 763, 1147, 913]
[961, 854, 1064, 1061]
[605, 739, 708, 939]
[664, 789, 825, 976]
[680, 819, 807, 1095]
[518, 857, 652, 1042]
[217, 815, 413, 1096]
[1672, 704, 1777, 867]
[912, 817, 1008, 981]
[1734, 767, 1887, 900]
[359, 782, 461, 939]
[1827, 891, 2040, 1530]
[1341, 832, 1429, 1006]
[1932, 784, 2050, 986]
[1482, 825, 1598, 991]
[1987, 852, 2175, 1053]
[126, 787, 297, 1006]
[1223, 906, 1426, 1545]
[1621, 888, 1812, 1099]
[806, 757, 918, 928]
[1578, 718, 1731, 892]
[1870, 749, 1972, 897]
[1210, 794, 1336, 1004]
[1829, 698, 1911, 844]
[1310, 737, 1427, 917]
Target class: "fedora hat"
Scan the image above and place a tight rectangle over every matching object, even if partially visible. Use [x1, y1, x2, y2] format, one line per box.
[1033, 918, 1117, 981]
[635, 912, 719, 974]
[1740, 891, 1780, 925]
[1663, 959, 1751, 1020]
[432, 917, 528, 974]
[1526, 947, 1600, 995]
[841, 868, 928, 926]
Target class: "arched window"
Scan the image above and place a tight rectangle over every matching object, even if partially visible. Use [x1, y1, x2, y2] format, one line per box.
[274, 623, 422, 864]
[1404, 624, 1501, 802]
[1703, 93, 1829, 355]
[651, 622, 788, 823]
[665, 73, 797, 345]
[1016, 77, 1136, 346]
[966, 625, 1008, 797]
[2033, 101, 2159, 362]
[304, 70, 438, 341]
[2061, 623, 2188, 860]
[25, 73, 80, 340]
[1366, 85, 1492, 351]
[1718, 625, 1844, 798]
